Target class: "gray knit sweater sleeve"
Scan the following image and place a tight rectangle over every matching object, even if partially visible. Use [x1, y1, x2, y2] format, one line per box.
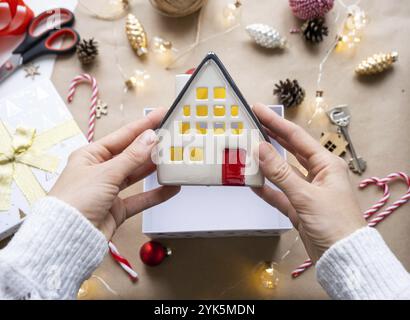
[316, 226, 410, 299]
[0, 197, 107, 299]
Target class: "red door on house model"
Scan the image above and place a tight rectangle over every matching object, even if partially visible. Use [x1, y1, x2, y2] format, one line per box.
[222, 148, 246, 186]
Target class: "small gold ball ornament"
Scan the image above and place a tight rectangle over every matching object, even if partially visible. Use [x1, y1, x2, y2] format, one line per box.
[355, 51, 398, 76]
[149, 0, 206, 17]
[125, 14, 148, 57]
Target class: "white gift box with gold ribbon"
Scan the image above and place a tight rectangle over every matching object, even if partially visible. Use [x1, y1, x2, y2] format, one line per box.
[0, 79, 87, 240]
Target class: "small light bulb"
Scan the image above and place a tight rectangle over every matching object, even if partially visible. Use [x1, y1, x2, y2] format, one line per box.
[125, 70, 150, 90]
[257, 262, 279, 290]
[336, 6, 367, 52]
[77, 280, 89, 299]
[308, 90, 328, 126]
[222, 1, 242, 27]
[152, 36, 177, 66]
[153, 36, 173, 54]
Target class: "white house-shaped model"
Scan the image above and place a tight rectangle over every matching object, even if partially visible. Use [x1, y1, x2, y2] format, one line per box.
[157, 52, 269, 187]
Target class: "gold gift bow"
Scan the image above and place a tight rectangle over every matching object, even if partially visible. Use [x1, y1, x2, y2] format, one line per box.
[0, 119, 81, 211]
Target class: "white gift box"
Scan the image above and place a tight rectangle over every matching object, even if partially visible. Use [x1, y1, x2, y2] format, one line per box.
[0, 79, 88, 240]
[142, 73, 292, 238]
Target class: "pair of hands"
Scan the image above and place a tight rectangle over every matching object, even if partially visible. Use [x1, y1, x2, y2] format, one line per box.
[49, 104, 365, 262]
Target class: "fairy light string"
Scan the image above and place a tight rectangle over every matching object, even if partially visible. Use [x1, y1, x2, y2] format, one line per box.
[218, 235, 301, 296]
[165, 5, 241, 69]
[317, 0, 363, 89]
[308, 0, 364, 125]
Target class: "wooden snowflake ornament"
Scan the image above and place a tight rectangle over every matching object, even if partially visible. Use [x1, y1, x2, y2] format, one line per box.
[156, 52, 269, 187]
[96, 99, 108, 118]
[23, 63, 40, 79]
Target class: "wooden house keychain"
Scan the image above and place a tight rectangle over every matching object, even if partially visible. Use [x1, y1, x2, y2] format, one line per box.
[319, 131, 348, 156]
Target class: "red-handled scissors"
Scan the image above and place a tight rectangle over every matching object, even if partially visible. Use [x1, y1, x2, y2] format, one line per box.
[0, 8, 80, 84]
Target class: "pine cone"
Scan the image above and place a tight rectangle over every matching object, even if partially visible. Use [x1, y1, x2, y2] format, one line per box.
[355, 52, 398, 76]
[76, 38, 98, 65]
[301, 18, 328, 44]
[273, 79, 305, 108]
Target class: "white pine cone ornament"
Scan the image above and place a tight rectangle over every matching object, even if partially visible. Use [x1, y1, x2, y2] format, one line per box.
[355, 52, 398, 76]
[126, 14, 148, 57]
[245, 24, 287, 49]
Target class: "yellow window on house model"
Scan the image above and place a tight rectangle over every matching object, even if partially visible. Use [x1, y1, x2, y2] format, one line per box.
[196, 122, 207, 134]
[183, 105, 190, 116]
[170, 147, 183, 161]
[196, 105, 208, 117]
[180, 122, 190, 134]
[213, 87, 226, 99]
[214, 122, 225, 134]
[190, 147, 204, 161]
[196, 87, 208, 100]
[213, 105, 225, 117]
[231, 105, 239, 117]
[231, 122, 243, 135]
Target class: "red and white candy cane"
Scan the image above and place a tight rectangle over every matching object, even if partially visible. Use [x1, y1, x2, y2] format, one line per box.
[108, 241, 139, 282]
[291, 172, 410, 278]
[291, 258, 313, 278]
[67, 73, 98, 142]
[368, 172, 410, 227]
[360, 177, 390, 220]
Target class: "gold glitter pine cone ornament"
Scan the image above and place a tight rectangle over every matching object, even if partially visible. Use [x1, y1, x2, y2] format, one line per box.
[149, 0, 206, 17]
[355, 52, 398, 76]
[126, 14, 148, 57]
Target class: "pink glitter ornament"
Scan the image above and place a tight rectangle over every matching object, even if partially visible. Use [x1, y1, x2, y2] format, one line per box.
[289, 0, 334, 20]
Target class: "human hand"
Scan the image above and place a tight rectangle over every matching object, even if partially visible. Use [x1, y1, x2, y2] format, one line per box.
[252, 104, 366, 262]
[49, 108, 180, 240]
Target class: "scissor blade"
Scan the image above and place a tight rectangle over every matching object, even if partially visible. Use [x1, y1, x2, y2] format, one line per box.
[0, 54, 23, 84]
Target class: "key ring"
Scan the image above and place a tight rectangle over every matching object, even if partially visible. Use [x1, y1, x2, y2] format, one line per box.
[327, 105, 350, 127]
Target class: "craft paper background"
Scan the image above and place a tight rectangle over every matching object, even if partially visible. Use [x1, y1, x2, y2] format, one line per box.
[38, 0, 410, 299]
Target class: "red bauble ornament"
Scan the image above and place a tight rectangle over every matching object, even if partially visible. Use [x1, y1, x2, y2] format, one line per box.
[139, 241, 170, 266]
